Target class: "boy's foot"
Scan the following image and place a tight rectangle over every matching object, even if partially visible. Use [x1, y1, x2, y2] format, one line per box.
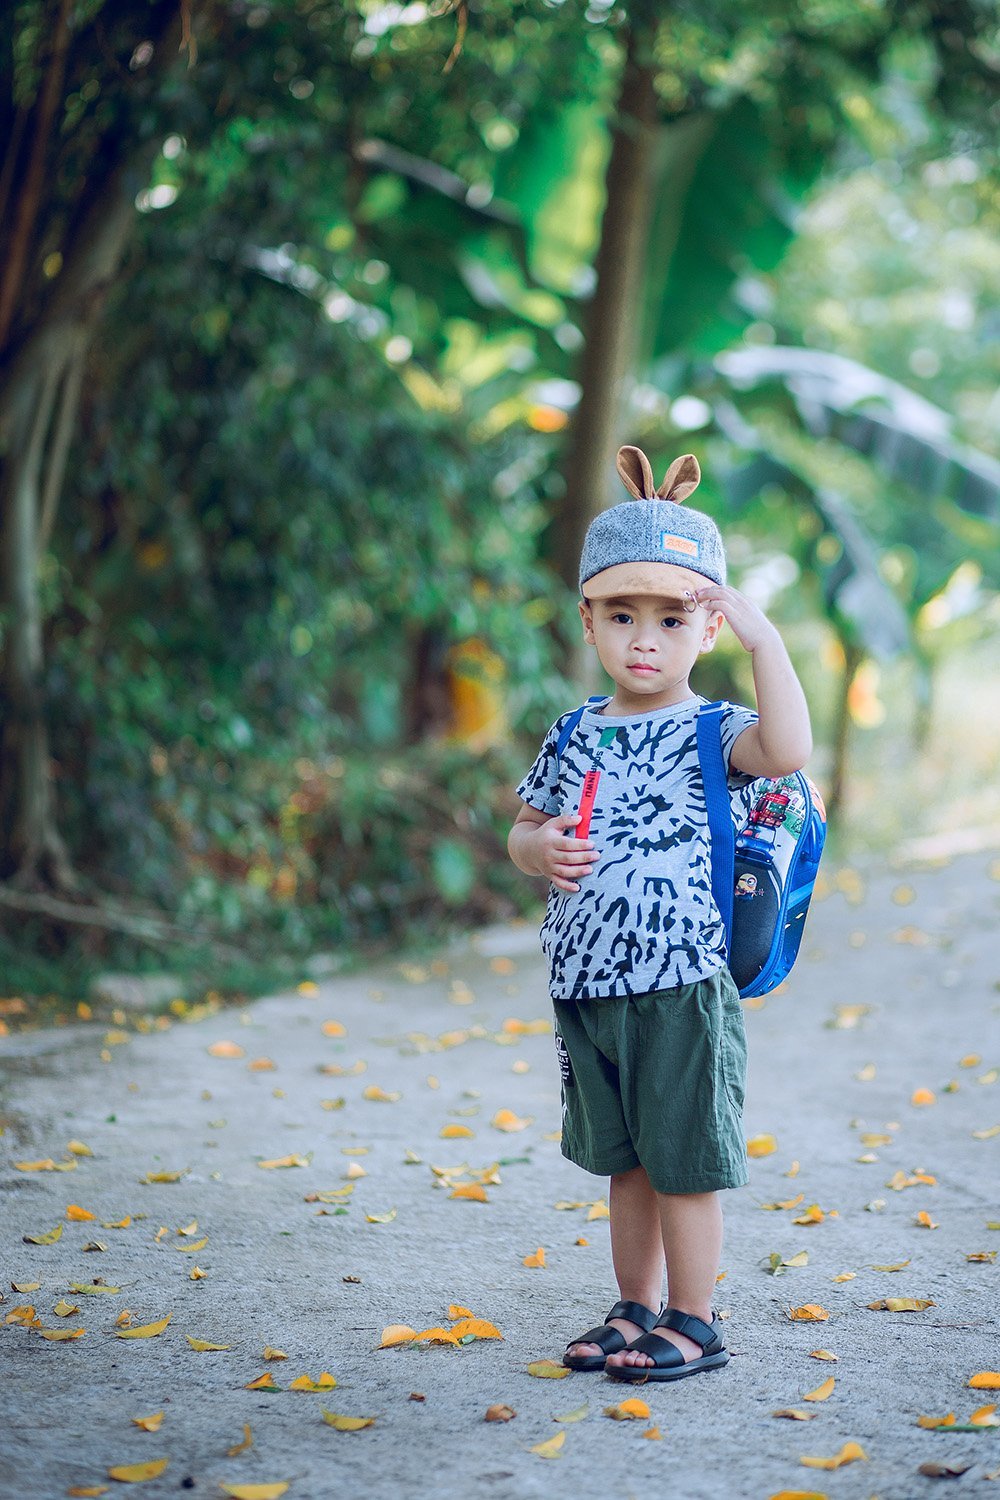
[563, 1299, 662, 1371]
[604, 1307, 728, 1382]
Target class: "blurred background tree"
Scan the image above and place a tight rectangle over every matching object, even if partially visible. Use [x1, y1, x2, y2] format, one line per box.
[1, 0, 997, 996]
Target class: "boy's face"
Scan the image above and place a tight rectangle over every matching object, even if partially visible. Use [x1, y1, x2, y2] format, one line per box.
[578, 589, 724, 712]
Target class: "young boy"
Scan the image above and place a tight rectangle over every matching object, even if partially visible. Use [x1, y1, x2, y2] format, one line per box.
[508, 445, 812, 1382]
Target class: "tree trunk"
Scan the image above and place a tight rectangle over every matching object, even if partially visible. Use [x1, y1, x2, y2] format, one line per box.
[554, 20, 661, 604]
[829, 640, 863, 822]
[0, 161, 142, 885]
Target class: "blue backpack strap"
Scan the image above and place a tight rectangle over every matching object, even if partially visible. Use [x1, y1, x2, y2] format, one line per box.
[696, 701, 735, 956]
[555, 696, 608, 762]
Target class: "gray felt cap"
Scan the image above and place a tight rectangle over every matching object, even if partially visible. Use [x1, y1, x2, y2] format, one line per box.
[579, 446, 727, 598]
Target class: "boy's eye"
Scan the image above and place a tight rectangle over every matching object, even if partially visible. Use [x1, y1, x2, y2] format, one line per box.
[661, 616, 683, 629]
[610, 613, 632, 624]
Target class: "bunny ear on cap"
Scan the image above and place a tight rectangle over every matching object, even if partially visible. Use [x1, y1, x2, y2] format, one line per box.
[615, 445, 656, 499]
[656, 452, 701, 504]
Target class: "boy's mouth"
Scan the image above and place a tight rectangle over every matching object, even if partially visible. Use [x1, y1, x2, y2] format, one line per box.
[628, 663, 658, 674]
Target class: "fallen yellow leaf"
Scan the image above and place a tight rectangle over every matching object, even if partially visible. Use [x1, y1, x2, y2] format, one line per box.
[448, 1305, 473, 1319]
[917, 1413, 956, 1429]
[175, 1237, 208, 1253]
[226, 1424, 253, 1457]
[185, 1335, 230, 1351]
[911, 1088, 936, 1107]
[640, 1426, 663, 1440]
[207, 1040, 244, 1057]
[485, 1403, 516, 1422]
[746, 1134, 778, 1157]
[380, 1324, 417, 1348]
[449, 1317, 503, 1342]
[66, 1204, 96, 1221]
[440, 1124, 474, 1139]
[289, 1372, 337, 1391]
[788, 1305, 830, 1322]
[969, 1373, 1000, 1389]
[792, 1204, 826, 1226]
[116, 1313, 172, 1339]
[258, 1154, 310, 1169]
[523, 1247, 546, 1268]
[867, 1298, 935, 1312]
[320, 1410, 375, 1431]
[492, 1108, 533, 1132]
[263, 1347, 287, 1360]
[66, 1140, 93, 1156]
[106, 1459, 169, 1482]
[553, 1403, 589, 1423]
[528, 1359, 570, 1378]
[586, 1200, 610, 1221]
[604, 1398, 650, 1420]
[529, 1430, 565, 1459]
[53, 1300, 79, 1317]
[450, 1183, 488, 1202]
[803, 1377, 835, 1402]
[362, 1085, 401, 1103]
[37, 1326, 85, 1341]
[773, 1409, 820, 1421]
[971, 1405, 1000, 1426]
[130, 1413, 164, 1432]
[218, 1485, 290, 1500]
[800, 1440, 868, 1470]
[365, 1209, 397, 1224]
[244, 1373, 277, 1389]
[916, 1210, 939, 1228]
[501, 1017, 549, 1035]
[809, 1350, 837, 1361]
[321, 1020, 347, 1037]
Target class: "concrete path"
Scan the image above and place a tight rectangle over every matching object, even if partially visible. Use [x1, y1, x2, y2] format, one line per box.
[2, 849, 1000, 1500]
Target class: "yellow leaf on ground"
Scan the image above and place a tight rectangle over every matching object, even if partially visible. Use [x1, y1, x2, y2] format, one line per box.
[321, 1020, 347, 1036]
[809, 1350, 838, 1361]
[523, 1247, 546, 1268]
[244, 1372, 277, 1389]
[971, 1405, 1000, 1425]
[867, 1298, 935, 1312]
[362, 1086, 401, 1102]
[321, 1410, 375, 1431]
[553, 1404, 589, 1423]
[410, 1326, 459, 1345]
[116, 1314, 172, 1339]
[67, 1487, 109, 1497]
[604, 1398, 650, 1420]
[586, 1200, 610, 1221]
[102, 1215, 132, 1229]
[449, 1317, 503, 1341]
[106, 1459, 169, 1482]
[800, 1441, 868, 1470]
[440, 1124, 474, 1139]
[641, 1426, 663, 1440]
[175, 1238, 208, 1253]
[747, 1134, 778, 1157]
[973, 1125, 1000, 1139]
[380, 1324, 417, 1348]
[38, 1326, 85, 1340]
[15, 1159, 59, 1172]
[263, 1347, 287, 1360]
[792, 1205, 826, 1225]
[448, 1305, 473, 1319]
[501, 1017, 549, 1034]
[831, 1273, 855, 1284]
[258, 1154, 310, 1169]
[485, 1404, 516, 1422]
[768, 1493, 830, 1500]
[289, 1372, 337, 1390]
[576, 1237, 589, 1246]
[140, 1170, 187, 1183]
[529, 1431, 565, 1459]
[788, 1305, 830, 1322]
[917, 1413, 956, 1428]
[130, 1413, 164, 1432]
[528, 1360, 569, 1379]
[207, 1041, 244, 1057]
[492, 1109, 533, 1132]
[66, 1204, 96, 1221]
[773, 1410, 820, 1421]
[66, 1140, 93, 1155]
[10, 1282, 40, 1292]
[226, 1424, 253, 1456]
[218, 1485, 290, 1500]
[969, 1373, 1000, 1390]
[870, 1259, 910, 1271]
[185, 1335, 230, 1351]
[345, 1163, 366, 1180]
[53, 1300, 79, 1317]
[365, 1209, 397, 1223]
[803, 1378, 835, 1402]
[916, 1211, 939, 1228]
[859, 1133, 892, 1147]
[911, 1088, 936, 1106]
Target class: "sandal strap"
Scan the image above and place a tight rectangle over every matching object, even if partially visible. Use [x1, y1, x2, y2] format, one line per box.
[566, 1322, 628, 1357]
[655, 1306, 723, 1353]
[606, 1299, 660, 1334]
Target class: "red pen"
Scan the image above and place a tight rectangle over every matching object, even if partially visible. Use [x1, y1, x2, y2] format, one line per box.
[575, 728, 618, 839]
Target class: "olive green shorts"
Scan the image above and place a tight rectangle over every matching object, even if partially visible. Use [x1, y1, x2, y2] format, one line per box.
[551, 968, 749, 1195]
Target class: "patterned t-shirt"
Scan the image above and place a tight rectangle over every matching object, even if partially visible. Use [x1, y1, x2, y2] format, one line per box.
[515, 695, 759, 999]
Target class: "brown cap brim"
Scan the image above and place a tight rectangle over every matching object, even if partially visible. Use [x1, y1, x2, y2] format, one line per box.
[582, 561, 711, 601]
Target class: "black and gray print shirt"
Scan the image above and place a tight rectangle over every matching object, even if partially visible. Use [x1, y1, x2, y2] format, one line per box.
[515, 695, 758, 999]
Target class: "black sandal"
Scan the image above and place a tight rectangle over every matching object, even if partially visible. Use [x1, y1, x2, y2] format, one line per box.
[562, 1299, 662, 1372]
[606, 1306, 729, 1382]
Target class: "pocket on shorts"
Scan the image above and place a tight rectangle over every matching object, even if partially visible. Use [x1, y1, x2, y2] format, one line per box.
[719, 985, 748, 1116]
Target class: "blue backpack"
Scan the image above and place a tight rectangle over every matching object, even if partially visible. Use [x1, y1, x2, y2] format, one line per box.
[554, 697, 827, 998]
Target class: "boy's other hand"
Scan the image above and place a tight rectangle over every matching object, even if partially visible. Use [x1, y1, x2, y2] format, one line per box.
[533, 814, 599, 893]
[692, 584, 779, 654]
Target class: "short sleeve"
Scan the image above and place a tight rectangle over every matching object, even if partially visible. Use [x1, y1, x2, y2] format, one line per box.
[514, 714, 572, 816]
[720, 702, 759, 788]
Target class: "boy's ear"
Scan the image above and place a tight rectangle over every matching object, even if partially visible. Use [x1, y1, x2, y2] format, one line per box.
[578, 598, 596, 643]
[616, 445, 655, 499]
[656, 453, 701, 504]
[699, 609, 724, 653]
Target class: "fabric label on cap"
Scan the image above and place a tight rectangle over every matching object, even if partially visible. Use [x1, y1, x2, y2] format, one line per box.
[661, 532, 700, 558]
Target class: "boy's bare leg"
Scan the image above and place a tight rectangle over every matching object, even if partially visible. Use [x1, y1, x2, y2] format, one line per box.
[564, 1165, 664, 1362]
[605, 1189, 722, 1370]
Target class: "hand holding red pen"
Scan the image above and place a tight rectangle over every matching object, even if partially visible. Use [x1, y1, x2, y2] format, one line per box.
[528, 813, 599, 894]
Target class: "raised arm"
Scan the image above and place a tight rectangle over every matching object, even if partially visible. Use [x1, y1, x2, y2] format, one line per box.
[693, 585, 813, 778]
